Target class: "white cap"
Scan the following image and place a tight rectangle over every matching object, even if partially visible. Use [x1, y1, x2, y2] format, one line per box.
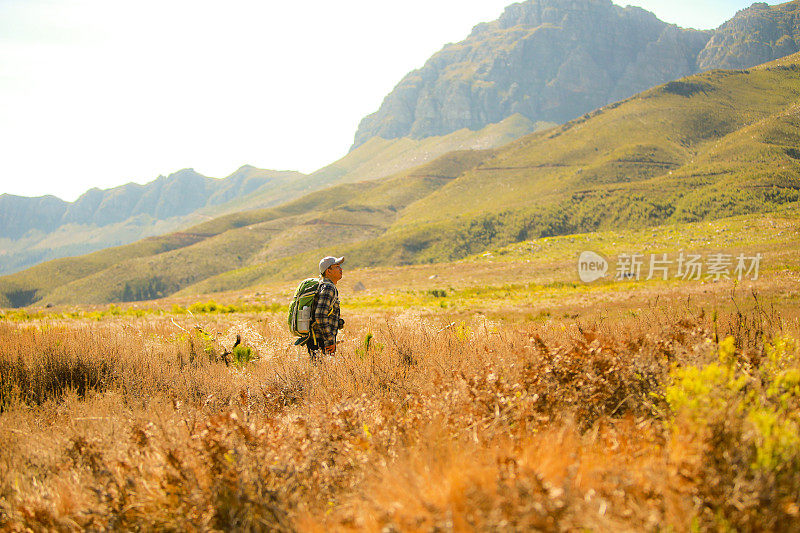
[319, 256, 345, 275]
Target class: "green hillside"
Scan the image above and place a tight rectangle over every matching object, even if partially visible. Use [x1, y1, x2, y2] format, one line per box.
[3, 54, 800, 307]
[397, 62, 800, 226]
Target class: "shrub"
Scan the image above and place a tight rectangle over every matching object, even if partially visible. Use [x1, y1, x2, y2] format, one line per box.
[0, 325, 116, 410]
[231, 345, 255, 367]
[666, 335, 800, 531]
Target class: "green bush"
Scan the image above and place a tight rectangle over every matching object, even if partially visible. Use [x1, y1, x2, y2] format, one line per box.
[666, 335, 800, 530]
[231, 345, 255, 367]
[188, 300, 236, 314]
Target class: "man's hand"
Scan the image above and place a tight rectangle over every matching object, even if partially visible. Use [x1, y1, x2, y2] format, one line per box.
[324, 344, 336, 355]
[338, 318, 344, 330]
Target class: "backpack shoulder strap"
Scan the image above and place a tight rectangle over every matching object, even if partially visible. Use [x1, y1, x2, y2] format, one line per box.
[313, 277, 337, 317]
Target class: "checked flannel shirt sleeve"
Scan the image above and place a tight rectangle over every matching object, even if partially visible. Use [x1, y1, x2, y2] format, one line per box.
[312, 280, 339, 347]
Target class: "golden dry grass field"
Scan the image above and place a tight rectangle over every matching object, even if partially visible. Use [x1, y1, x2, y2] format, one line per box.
[1, 211, 800, 531]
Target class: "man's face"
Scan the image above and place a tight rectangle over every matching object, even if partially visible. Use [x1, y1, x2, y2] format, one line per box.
[326, 263, 343, 282]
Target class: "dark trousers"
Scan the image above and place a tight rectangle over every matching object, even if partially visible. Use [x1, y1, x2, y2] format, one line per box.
[306, 337, 322, 363]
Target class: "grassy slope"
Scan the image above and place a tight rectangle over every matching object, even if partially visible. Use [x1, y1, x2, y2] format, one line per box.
[168, 206, 797, 324]
[0, 232, 214, 307]
[396, 62, 800, 226]
[182, 203, 799, 304]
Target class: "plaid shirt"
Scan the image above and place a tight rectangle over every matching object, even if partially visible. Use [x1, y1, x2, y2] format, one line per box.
[311, 277, 339, 348]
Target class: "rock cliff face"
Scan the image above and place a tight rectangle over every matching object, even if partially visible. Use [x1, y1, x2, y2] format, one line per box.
[352, 0, 800, 149]
[698, 1, 800, 70]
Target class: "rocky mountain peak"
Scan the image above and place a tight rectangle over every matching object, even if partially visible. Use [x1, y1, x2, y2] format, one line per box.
[351, 0, 710, 150]
[351, 0, 800, 151]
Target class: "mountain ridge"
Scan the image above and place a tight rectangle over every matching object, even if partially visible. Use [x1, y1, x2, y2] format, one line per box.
[0, 166, 304, 240]
[0, 166, 305, 275]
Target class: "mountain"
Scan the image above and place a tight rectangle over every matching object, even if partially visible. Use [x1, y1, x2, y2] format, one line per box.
[0, 167, 305, 275]
[352, 0, 800, 149]
[3, 51, 800, 307]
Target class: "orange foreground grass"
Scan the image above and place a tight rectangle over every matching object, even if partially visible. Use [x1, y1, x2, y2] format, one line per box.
[1, 283, 799, 531]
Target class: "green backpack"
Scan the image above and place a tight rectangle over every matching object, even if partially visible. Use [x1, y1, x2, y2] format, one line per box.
[288, 278, 320, 342]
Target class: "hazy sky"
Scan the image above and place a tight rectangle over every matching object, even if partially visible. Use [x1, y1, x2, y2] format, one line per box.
[0, 0, 783, 201]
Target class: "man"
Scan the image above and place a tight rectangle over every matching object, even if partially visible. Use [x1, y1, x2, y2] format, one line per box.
[308, 255, 344, 360]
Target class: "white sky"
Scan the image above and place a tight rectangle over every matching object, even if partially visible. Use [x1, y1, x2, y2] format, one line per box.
[0, 0, 783, 201]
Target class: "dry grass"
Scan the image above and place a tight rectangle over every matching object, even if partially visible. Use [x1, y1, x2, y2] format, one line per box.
[1, 286, 799, 531]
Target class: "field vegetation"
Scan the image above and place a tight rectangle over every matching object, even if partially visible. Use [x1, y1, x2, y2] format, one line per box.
[2, 213, 800, 530]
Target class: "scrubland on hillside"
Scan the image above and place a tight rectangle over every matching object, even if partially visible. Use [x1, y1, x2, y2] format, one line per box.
[2, 265, 800, 531]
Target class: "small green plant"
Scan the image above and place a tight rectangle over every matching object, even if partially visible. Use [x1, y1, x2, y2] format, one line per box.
[231, 345, 255, 367]
[364, 332, 373, 353]
[455, 322, 470, 341]
[355, 332, 375, 359]
[187, 327, 218, 365]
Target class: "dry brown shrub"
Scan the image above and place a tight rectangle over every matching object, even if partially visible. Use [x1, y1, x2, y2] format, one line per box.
[0, 298, 796, 531]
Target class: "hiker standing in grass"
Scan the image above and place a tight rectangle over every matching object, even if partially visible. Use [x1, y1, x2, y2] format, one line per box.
[307, 256, 345, 361]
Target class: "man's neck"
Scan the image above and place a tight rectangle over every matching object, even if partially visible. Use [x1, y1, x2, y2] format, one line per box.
[322, 275, 337, 285]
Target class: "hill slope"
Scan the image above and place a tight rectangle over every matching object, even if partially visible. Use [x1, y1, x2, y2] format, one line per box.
[184, 53, 800, 292]
[225, 114, 550, 213]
